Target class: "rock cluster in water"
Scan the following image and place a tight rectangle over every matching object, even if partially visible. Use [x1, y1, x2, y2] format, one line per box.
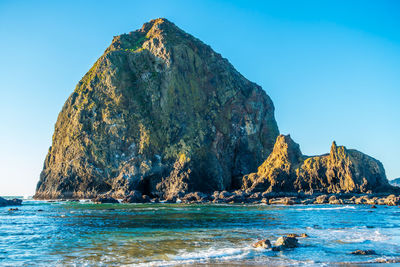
[34, 18, 397, 200]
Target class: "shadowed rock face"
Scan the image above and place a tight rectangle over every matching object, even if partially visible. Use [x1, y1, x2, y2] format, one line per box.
[243, 135, 392, 194]
[34, 18, 279, 199]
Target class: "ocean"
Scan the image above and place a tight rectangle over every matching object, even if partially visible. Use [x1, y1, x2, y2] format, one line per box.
[1, 198, 400, 266]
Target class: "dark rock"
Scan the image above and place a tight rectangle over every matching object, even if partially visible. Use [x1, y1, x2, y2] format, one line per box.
[375, 258, 400, 263]
[121, 190, 143, 203]
[142, 195, 151, 203]
[8, 208, 19, 211]
[225, 193, 246, 203]
[164, 196, 177, 203]
[274, 236, 299, 249]
[286, 233, 308, 238]
[219, 191, 234, 199]
[351, 249, 376, 255]
[249, 192, 262, 200]
[252, 239, 272, 249]
[269, 197, 297, 205]
[93, 195, 119, 204]
[151, 198, 160, 203]
[301, 198, 315, 205]
[37, 209, 44, 212]
[182, 192, 210, 203]
[0, 197, 22, 207]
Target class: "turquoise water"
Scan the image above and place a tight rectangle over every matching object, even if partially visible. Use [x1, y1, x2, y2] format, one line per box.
[1, 199, 400, 266]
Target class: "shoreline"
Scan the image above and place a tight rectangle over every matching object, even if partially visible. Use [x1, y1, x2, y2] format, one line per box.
[30, 191, 400, 206]
[3, 197, 400, 266]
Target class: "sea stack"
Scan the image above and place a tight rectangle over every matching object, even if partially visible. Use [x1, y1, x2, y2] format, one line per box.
[34, 18, 279, 199]
[242, 135, 393, 194]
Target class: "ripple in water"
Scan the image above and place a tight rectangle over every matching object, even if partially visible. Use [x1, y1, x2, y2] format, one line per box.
[1, 201, 400, 266]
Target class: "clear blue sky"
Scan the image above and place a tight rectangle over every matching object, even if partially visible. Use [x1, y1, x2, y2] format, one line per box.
[0, 0, 399, 196]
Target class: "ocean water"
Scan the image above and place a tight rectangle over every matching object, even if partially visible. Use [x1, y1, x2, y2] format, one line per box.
[1, 199, 400, 266]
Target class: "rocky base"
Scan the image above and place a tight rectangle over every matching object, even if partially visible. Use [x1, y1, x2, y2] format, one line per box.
[83, 190, 400, 206]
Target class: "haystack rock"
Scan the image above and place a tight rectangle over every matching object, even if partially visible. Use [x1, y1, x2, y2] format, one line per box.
[242, 135, 393, 194]
[34, 18, 279, 199]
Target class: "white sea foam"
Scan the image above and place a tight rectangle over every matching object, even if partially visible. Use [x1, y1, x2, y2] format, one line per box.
[295, 205, 356, 211]
[339, 229, 389, 243]
[306, 226, 389, 244]
[131, 245, 320, 267]
[131, 246, 254, 266]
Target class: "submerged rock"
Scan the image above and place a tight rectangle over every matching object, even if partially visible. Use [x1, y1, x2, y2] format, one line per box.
[34, 18, 279, 200]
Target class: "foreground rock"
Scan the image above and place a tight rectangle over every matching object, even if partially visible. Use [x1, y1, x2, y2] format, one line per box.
[0, 197, 22, 207]
[273, 236, 299, 250]
[34, 18, 279, 200]
[252, 239, 272, 249]
[243, 135, 395, 194]
[253, 236, 299, 251]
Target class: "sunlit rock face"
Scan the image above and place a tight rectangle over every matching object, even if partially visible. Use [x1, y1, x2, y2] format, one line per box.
[243, 135, 392, 194]
[34, 18, 279, 199]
